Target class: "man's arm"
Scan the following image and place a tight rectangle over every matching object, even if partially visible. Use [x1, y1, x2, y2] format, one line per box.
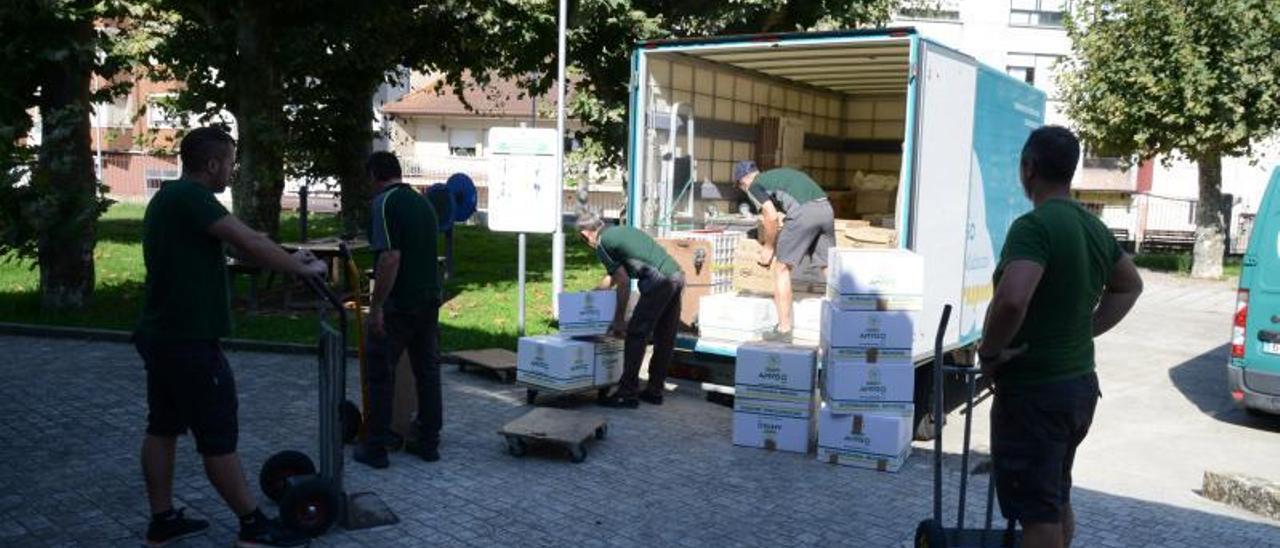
[1093, 254, 1143, 337]
[595, 273, 615, 290]
[610, 267, 630, 334]
[208, 215, 322, 277]
[370, 250, 401, 312]
[979, 260, 1044, 372]
[759, 201, 781, 248]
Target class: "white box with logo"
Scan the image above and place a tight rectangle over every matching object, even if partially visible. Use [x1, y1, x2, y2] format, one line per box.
[558, 290, 617, 336]
[823, 350, 915, 415]
[699, 293, 777, 332]
[816, 405, 913, 472]
[516, 335, 595, 391]
[734, 342, 817, 405]
[589, 336, 625, 386]
[825, 249, 924, 311]
[792, 297, 824, 344]
[732, 409, 814, 454]
[820, 302, 918, 352]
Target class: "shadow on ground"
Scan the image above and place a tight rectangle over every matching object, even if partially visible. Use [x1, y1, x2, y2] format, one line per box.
[1168, 343, 1280, 432]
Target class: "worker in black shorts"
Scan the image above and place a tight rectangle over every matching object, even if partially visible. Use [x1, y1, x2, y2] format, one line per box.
[980, 126, 1143, 548]
[734, 160, 836, 341]
[135, 127, 326, 547]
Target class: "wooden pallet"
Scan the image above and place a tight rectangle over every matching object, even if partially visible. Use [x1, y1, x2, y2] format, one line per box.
[446, 348, 518, 383]
[498, 407, 607, 463]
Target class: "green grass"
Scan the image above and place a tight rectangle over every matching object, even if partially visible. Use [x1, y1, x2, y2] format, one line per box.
[0, 203, 599, 351]
[1133, 252, 1242, 278]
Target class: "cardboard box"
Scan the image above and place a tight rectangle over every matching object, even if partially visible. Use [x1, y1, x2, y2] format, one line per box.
[732, 238, 825, 296]
[820, 302, 917, 352]
[558, 290, 617, 336]
[816, 406, 912, 472]
[734, 397, 815, 420]
[855, 190, 897, 215]
[516, 336, 595, 391]
[822, 358, 915, 415]
[794, 297, 824, 334]
[841, 226, 896, 249]
[825, 249, 923, 311]
[699, 293, 777, 331]
[589, 336, 625, 386]
[734, 342, 817, 404]
[732, 410, 814, 453]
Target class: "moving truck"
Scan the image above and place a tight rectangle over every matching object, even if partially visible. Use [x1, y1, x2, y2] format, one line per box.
[1230, 167, 1280, 416]
[623, 28, 1045, 430]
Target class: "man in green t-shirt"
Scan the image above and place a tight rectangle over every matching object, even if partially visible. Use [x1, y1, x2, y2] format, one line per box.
[135, 127, 325, 547]
[733, 161, 835, 339]
[979, 126, 1143, 548]
[576, 212, 684, 408]
[354, 151, 443, 469]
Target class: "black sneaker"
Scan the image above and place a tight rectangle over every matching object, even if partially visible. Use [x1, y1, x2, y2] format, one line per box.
[144, 508, 209, 547]
[598, 395, 640, 408]
[353, 445, 389, 469]
[638, 391, 664, 406]
[405, 439, 440, 462]
[237, 517, 309, 547]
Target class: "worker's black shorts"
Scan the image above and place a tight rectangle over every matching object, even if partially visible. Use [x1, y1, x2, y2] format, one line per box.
[135, 336, 239, 456]
[991, 372, 1099, 525]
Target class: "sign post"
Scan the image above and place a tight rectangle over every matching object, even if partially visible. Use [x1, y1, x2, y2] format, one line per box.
[487, 127, 560, 335]
[552, 0, 568, 319]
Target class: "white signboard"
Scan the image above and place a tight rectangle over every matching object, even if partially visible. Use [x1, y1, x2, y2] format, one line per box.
[487, 127, 559, 233]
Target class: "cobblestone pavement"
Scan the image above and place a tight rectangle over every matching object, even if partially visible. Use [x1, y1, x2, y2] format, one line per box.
[1, 273, 1278, 547]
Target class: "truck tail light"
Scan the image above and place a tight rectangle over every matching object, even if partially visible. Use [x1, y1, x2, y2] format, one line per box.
[1232, 290, 1249, 358]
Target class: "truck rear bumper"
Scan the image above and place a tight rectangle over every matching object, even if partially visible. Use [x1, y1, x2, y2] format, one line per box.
[1228, 364, 1280, 414]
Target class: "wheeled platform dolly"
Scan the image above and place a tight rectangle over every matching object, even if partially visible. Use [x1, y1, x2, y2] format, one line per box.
[915, 305, 1020, 548]
[257, 278, 397, 537]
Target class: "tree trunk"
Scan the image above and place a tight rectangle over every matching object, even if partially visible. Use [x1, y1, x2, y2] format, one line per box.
[35, 13, 97, 310]
[230, 1, 286, 238]
[1190, 153, 1226, 279]
[336, 86, 375, 236]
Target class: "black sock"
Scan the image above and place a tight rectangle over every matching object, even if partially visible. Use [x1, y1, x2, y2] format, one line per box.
[238, 508, 267, 527]
[152, 509, 178, 522]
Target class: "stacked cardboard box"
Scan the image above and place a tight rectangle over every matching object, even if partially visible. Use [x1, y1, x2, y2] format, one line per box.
[792, 297, 825, 345]
[732, 342, 818, 453]
[817, 248, 923, 472]
[816, 404, 913, 472]
[516, 335, 595, 391]
[698, 293, 778, 343]
[557, 290, 617, 337]
[515, 291, 626, 393]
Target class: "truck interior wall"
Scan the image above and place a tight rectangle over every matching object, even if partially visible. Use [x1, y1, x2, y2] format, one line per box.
[644, 52, 909, 231]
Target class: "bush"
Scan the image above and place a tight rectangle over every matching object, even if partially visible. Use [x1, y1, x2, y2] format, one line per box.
[1134, 253, 1192, 273]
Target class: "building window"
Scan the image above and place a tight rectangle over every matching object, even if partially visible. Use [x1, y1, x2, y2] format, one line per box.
[1082, 202, 1104, 216]
[899, 0, 961, 21]
[1010, 0, 1069, 28]
[97, 94, 133, 128]
[1007, 53, 1063, 96]
[448, 128, 479, 157]
[146, 94, 181, 129]
[1007, 66, 1036, 85]
[145, 167, 179, 197]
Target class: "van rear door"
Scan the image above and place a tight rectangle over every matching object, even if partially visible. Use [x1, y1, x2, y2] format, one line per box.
[1242, 167, 1280, 392]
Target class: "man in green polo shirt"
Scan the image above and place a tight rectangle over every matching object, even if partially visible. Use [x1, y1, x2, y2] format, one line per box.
[979, 126, 1143, 548]
[734, 161, 835, 339]
[354, 151, 443, 469]
[135, 127, 323, 547]
[576, 211, 684, 408]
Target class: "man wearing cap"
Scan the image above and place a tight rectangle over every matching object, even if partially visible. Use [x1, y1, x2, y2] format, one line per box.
[733, 160, 835, 339]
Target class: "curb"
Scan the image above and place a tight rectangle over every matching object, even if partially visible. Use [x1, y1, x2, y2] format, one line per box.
[1203, 470, 1280, 521]
[0, 322, 357, 357]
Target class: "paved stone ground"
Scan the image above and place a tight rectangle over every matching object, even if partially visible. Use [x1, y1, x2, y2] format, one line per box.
[0, 271, 1278, 547]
